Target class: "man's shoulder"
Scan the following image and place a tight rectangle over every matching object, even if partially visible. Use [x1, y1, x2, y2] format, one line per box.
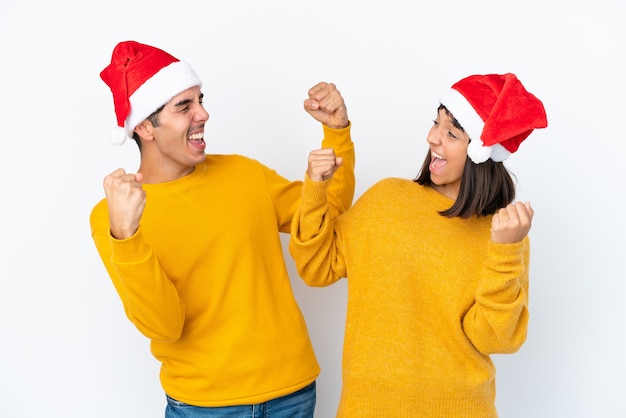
[89, 197, 109, 232]
[203, 153, 270, 172]
[205, 153, 258, 164]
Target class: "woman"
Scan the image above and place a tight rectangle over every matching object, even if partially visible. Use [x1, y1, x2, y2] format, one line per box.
[289, 73, 547, 417]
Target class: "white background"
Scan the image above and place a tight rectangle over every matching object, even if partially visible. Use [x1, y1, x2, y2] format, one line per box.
[1, 1, 624, 417]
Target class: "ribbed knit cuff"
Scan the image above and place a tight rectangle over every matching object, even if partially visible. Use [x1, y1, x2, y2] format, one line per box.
[297, 175, 332, 240]
[110, 227, 152, 264]
[321, 121, 351, 151]
[486, 240, 526, 274]
[481, 238, 528, 297]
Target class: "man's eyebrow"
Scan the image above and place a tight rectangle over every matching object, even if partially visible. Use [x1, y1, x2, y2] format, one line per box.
[172, 98, 193, 108]
[172, 94, 203, 108]
[174, 93, 204, 107]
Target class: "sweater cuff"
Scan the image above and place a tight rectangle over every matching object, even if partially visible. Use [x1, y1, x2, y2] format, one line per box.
[487, 240, 525, 265]
[321, 121, 352, 150]
[482, 239, 528, 294]
[297, 175, 332, 240]
[110, 227, 152, 264]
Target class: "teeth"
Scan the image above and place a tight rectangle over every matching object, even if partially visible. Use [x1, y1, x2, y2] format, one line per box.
[432, 151, 444, 160]
[188, 132, 204, 140]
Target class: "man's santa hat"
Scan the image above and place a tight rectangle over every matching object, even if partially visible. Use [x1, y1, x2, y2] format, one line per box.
[439, 73, 547, 163]
[100, 41, 202, 145]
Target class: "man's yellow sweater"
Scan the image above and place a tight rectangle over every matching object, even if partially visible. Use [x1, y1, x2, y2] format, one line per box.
[90, 125, 354, 407]
[290, 177, 529, 417]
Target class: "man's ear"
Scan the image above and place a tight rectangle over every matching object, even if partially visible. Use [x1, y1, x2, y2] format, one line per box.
[134, 120, 155, 142]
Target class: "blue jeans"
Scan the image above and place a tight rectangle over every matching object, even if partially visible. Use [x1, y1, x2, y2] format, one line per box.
[164, 381, 316, 418]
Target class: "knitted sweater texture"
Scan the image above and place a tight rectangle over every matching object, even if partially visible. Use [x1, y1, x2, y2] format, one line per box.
[290, 177, 530, 418]
[90, 125, 354, 406]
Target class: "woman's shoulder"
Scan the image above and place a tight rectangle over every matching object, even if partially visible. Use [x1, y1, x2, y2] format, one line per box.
[367, 177, 421, 194]
[354, 178, 422, 205]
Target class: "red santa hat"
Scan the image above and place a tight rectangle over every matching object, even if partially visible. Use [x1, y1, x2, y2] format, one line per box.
[100, 41, 202, 145]
[439, 73, 547, 163]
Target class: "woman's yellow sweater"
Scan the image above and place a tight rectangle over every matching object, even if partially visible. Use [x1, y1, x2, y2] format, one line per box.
[90, 125, 354, 407]
[290, 177, 530, 418]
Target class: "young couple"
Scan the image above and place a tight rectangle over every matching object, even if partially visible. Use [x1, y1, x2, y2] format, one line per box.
[91, 40, 546, 417]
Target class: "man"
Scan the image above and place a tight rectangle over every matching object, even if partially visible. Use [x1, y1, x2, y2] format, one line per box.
[90, 40, 354, 417]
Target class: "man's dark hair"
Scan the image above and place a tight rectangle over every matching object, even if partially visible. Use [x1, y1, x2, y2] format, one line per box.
[131, 104, 165, 151]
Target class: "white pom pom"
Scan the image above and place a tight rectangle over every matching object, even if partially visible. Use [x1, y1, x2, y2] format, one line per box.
[109, 126, 128, 145]
[467, 140, 492, 164]
[489, 144, 511, 162]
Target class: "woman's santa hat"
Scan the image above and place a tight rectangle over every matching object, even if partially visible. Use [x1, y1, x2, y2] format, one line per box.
[100, 41, 202, 145]
[439, 73, 547, 163]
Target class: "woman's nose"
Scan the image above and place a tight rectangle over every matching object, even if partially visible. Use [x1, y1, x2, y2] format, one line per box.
[427, 128, 441, 145]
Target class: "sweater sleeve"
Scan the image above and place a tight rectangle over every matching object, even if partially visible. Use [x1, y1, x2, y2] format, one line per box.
[90, 204, 185, 342]
[289, 175, 347, 287]
[462, 237, 530, 354]
[320, 122, 356, 219]
[270, 122, 355, 233]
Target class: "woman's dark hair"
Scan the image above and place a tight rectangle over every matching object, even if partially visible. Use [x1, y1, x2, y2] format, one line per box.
[131, 104, 165, 151]
[414, 105, 516, 218]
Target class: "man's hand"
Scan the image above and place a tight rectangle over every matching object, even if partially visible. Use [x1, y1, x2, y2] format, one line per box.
[304, 82, 349, 129]
[103, 168, 146, 239]
[307, 148, 343, 182]
[491, 201, 534, 244]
